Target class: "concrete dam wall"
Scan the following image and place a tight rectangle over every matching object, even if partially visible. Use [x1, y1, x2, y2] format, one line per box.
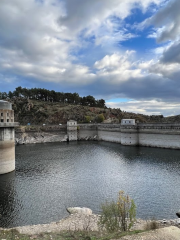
[77, 123, 180, 150]
[14, 122, 180, 150]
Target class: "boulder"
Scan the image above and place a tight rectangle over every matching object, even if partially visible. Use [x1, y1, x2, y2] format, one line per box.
[176, 211, 180, 218]
[66, 207, 92, 215]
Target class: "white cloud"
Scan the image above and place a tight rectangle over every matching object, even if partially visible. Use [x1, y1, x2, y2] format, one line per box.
[106, 100, 180, 116]
[0, 0, 164, 86]
[94, 51, 142, 82]
[1, 0, 180, 117]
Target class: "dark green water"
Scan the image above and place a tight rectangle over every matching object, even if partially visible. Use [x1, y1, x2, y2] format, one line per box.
[0, 141, 180, 228]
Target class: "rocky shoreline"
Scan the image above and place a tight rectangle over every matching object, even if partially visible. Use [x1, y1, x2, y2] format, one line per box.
[1, 208, 180, 235]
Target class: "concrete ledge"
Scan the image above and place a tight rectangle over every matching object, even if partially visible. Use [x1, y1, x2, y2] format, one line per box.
[0, 122, 19, 128]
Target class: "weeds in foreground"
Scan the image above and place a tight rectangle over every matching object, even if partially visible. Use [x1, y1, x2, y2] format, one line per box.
[144, 219, 159, 231]
[98, 191, 136, 233]
[0, 229, 145, 240]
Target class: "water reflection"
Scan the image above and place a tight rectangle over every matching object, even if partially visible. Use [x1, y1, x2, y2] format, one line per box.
[0, 141, 180, 228]
[0, 171, 16, 227]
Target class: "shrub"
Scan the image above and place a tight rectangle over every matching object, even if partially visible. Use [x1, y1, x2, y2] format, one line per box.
[99, 191, 136, 233]
[96, 114, 105, 123]
[84, 116, 91, 123]
[144, 219, 159, 230]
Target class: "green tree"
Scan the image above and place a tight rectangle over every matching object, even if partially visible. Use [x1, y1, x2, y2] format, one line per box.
[96, 99, 106, 108]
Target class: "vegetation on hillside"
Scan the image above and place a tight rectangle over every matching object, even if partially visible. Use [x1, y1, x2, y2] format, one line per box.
[0, 87, 106, 108]
[2, 87, 180, 125]
[11, 98, 154, 125]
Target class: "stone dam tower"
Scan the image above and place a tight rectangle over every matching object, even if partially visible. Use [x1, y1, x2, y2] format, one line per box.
[0, 100, 18, 175]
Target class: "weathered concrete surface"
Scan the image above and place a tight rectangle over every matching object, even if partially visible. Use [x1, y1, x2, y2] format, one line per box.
[118, 226, 180, 240]
[15, 131, 67, 144]
[0, 130, 15, 174]
[0, 101, 18, 174]
[14, 123, 180, 150]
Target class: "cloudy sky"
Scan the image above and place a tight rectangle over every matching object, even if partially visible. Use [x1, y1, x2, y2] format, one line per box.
[0, 0, 180, 116]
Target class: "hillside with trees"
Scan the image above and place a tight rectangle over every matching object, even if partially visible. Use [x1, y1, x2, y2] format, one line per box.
[0, 87, 106, 108]
[1, 87, 179, 125]
[10, 98, 166, 125]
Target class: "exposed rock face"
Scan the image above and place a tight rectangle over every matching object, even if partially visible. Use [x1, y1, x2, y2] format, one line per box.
[176, 211, 180, 218]
[66, 207, 93, 215]
[15, 125, 67, 145]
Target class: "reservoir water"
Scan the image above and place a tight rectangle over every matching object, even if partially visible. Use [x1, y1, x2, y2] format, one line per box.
[0, 141, 180, 228]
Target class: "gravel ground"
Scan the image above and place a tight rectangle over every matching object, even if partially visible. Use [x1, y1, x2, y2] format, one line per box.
[1, 214, 179, 236]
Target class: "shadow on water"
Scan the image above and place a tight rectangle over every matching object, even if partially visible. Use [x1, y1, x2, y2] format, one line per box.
[0, 171, 16, 227]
